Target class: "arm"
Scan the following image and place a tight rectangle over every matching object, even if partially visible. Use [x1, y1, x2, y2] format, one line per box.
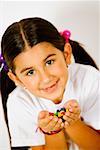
[31, 111, 68, 150]
[31, 130, 68, 150]
[64, 119, 100, 150]
[63, 99, 100, 150]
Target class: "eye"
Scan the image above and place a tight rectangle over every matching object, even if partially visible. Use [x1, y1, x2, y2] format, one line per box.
[26, 69, 35, 76]
[46, 60, 54, 66]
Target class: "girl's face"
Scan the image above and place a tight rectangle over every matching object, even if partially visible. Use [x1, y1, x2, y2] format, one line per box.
[9, 42, 71, 103]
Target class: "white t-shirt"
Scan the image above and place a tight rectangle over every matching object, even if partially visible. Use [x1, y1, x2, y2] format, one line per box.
[7, 63, 100, 149]
[0, 93, 11, 150]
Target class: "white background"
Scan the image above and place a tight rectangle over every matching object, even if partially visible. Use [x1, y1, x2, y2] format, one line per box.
[0, 0, 100, 68]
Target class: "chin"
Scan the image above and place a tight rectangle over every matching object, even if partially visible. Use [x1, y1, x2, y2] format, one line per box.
[38, 86, 65, 102]
[44, 93, 63, 102]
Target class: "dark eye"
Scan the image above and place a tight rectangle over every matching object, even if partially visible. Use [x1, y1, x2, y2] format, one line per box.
[26, 69, 35, 76]
[46, 60, 54, 66]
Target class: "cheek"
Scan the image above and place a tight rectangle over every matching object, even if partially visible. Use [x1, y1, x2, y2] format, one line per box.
[21, 78, 39, 91]
[53, 62, 67, 76]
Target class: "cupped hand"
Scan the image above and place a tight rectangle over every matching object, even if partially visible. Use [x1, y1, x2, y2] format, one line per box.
[63, 100, 81, 127]
[38, 110, 64, 133]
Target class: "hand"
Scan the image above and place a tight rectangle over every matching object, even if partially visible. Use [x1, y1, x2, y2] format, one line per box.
[38, 110, 64, 133]
[63, 100, 81, 127]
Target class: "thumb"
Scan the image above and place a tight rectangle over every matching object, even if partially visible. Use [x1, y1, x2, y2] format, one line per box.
[38, 110, 49, 119]
[64, 99, 78, 108]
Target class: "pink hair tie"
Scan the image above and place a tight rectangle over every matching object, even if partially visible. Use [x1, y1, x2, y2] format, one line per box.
[60, 30, 71, 42]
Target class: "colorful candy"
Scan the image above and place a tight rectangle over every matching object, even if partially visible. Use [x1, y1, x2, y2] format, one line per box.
[49, 107, 67, 122]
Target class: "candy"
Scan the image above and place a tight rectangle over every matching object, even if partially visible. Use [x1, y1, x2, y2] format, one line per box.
[54, 112, 58, 116]
[66, 108, 69, 112]
[49, 112, 54, 116]
[49, 107, 67, 122]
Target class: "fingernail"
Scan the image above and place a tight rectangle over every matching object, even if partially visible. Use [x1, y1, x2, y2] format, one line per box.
[69, 108, 73, 112]
[61, 123, 64, 127]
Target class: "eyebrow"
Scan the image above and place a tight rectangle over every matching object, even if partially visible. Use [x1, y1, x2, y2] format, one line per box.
[20, 67, 33, 74]
[44, 54, 56, 61]
[20, 54, 56, 74]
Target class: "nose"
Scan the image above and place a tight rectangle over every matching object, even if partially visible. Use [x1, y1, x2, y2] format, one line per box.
[39, 69, 51, 84]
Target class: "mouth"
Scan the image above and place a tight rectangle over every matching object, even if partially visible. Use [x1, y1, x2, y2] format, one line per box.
[41, 80, 59, 94]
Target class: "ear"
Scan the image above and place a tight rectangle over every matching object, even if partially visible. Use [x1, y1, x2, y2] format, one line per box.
[7, 70, 23, 87]
[63, 43, 72, 64]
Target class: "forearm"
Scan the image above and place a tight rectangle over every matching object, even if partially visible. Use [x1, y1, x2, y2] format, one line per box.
[44, 130, 68, 150]
[31, 130, 68, 150]
[64, 119, 100, 150]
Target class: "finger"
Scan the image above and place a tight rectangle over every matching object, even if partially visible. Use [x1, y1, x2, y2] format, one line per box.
[69, 100, 79, 107]
[43, 116, 58, 132]
[38, 113, 53, 128]
[68, 107, 81, 114]
[63, 114, 73, 122]
[38, 110, 49, 119]
[65, 109, 80, 118]
[38, 115, 53, 127]
[64, 115, 80, 127]
[53, 119, 64, 130]
[63, 116, 74, 125]
[66, 112, 80, 120]
[64, 99, 78, 108]
[65, 101, 80, 114]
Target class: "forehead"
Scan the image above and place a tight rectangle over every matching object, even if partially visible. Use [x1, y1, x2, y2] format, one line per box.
[13, 42, 62, 68]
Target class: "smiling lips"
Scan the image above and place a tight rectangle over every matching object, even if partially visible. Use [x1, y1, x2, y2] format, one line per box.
[41, 80, 59, 93]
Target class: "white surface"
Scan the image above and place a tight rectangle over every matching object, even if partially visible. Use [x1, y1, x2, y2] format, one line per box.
[0, 93, 11, 150]
[0, 1, 100, 68]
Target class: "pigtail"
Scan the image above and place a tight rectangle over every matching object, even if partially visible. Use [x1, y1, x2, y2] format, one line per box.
[60, 30, 98, 70]
[0, 69, 29, 150]
[0, 68, 16, 123]
[69, 40, 99, 70]
[0, 60, 32, 150]
[0, 62, 15, 149]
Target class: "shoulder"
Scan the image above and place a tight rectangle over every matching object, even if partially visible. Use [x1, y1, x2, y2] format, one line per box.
[7, 86, 39, 126]
[68, 63, 100, 100]
[6, 87, 45, 147]
[8, 86, 31, 99]
[8, 86, 35, 102]
[69, 63, 100, 82]
[7, 86, 36, 112]
[69, 63, 100, 74]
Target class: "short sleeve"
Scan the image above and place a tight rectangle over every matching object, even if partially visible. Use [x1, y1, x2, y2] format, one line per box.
[81, 67, 100, 130]
[7, 93, 45, 147]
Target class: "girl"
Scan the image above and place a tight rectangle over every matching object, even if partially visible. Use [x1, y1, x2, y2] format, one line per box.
[1, 17, 100, 150]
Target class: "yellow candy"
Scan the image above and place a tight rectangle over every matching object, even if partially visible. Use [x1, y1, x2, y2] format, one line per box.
[58, 111, 65, 117]
[66, 108, 69, 112]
